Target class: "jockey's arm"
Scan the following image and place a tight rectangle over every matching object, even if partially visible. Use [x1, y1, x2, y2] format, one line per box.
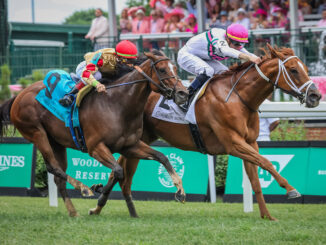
[239, 47, 261, 64]
[81, 63, 106, 92]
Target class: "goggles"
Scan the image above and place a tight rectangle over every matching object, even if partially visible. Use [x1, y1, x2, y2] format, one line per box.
[229, 39, 245, 47]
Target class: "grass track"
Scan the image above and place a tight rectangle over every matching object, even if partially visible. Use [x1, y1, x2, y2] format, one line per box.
[0, 196, 325, 245]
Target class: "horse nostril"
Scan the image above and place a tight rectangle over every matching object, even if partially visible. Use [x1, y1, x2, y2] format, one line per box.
[308, 93, 321, 102]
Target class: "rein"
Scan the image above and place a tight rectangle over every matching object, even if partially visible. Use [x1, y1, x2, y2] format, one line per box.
[105, 57, 180, 100]
[224, 56, 314, 111]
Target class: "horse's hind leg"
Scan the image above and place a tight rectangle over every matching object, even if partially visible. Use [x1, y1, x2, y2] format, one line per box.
[20, 127, 94, 197]
[51, 140, 78, 217]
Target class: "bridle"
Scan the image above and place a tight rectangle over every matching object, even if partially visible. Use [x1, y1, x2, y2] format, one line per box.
[255, 56, 314, 103]
[225, 56, 314, 111]
[105, 57, 181, 100]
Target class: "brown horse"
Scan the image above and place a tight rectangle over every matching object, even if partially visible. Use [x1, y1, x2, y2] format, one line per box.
[0, 51, 188, 217]
[92, 45, 321, 219]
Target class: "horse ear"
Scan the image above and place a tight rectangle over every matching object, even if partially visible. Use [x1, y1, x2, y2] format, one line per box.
[267, 43, 284, 59]
[144, 52, 157, 61]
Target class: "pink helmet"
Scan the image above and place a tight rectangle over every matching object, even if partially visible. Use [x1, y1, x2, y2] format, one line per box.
[226, 24, 249, 43]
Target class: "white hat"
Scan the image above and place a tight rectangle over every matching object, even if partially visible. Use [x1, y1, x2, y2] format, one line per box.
[136, 9, 145, 15]
[237, 8, 246, 14]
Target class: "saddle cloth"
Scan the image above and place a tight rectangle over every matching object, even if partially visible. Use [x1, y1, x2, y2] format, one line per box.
[35, 70, 80, 127]
[152, 79, 211, 124]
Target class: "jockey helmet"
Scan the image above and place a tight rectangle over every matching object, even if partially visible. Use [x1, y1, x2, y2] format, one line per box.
[115, 40, 138, 59]
[226, 24, 249, 43]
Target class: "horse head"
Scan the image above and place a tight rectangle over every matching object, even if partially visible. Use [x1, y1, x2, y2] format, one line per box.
[143, 51, 188, 105]
[259, 44, 321, 108]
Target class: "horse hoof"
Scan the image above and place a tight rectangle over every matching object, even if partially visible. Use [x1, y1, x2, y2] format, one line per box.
[287, 189, 301, 199]
[90, 184, 103, 193]
[88, 208, 99, 216]
[175, 189, 186, 203]
[81, 187, 94, 197]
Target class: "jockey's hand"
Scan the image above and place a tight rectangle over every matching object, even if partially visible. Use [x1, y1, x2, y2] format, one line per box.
[96, 83, 106, 92]
[250, 56, 262, 64]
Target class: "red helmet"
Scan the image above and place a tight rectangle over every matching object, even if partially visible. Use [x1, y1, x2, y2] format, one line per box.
[115, 40, 138, 59]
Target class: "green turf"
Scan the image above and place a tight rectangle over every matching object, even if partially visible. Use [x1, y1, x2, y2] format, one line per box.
[0, 196, 325, 245]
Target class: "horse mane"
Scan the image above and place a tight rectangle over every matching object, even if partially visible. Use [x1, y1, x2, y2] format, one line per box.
[214, 46, 295, 79]
[100, 50, 165, 84]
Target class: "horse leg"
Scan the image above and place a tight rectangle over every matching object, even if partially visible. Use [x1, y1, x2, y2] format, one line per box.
[20, 128, 94, 197]
[50, 140, 78, 217]
[88, 142, 124, 215]
[121, 140, 185, 202]
[228, 135, 299, 198]
[243, 142, 276, 221]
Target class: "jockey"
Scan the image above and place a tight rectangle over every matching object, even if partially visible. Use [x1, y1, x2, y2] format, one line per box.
[177, 23, 261, 110]
[59, 40, 138, 107]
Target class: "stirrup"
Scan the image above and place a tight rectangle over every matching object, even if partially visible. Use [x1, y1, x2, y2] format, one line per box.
[59, 95, 74, 107]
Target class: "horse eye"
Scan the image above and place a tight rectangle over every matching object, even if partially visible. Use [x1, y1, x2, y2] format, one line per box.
[290, 68, 298, 74]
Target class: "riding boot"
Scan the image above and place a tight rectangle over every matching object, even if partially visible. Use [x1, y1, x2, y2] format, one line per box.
[179, 73, 210, 112]
[59, 87, 79, 107]
[70, 73, 80, 83]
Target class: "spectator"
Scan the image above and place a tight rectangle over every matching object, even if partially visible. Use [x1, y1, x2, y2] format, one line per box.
[132, 9, 150, 34]
[318, 9, 326, 27]
[186, 0, 197, 18]
[228, 1, 241, 22]
[207, 0, 220, 20]
[164, 8, 184, 32]
[257, 117, 279, 141]
[128, 6, 139, 19]
[165, 0, 175, 13]
[269, 6, 288, 28]
[318, 0, 326, 14]
[209, 3, 221, 23]
[174, 0, 189, 21]
[234, 8, 250, 30]
[251, 9, 268, 29]
[85, 8, 109, 51]
[299, 0, 312, 15]
[184, 14, 198, 34]
[120, 8, 132, 34]
[150, 10, 165, 50]
[150, 0, 166, 12]
[210, 10, 232, 30]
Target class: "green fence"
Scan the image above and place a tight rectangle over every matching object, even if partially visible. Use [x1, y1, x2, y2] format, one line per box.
[2, 28, 326, 83]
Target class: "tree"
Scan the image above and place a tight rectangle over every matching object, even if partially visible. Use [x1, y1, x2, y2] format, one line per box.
[63, 9, 108, 25]
[0, 64, 11, 102]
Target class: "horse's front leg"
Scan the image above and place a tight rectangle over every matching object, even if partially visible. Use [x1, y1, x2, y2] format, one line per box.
[243, 141, 276, 221]
[121, 140, 186, 203]
[229, 135, 300, 199]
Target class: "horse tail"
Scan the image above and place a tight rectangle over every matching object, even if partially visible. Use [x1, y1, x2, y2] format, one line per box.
[0, 96, 16, 138]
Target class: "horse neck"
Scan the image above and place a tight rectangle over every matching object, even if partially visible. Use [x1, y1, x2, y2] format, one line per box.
[233, 59, 279, 111]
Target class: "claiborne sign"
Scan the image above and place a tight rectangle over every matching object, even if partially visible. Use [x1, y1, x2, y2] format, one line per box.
[66, 146, 209, 195]
[0, 143, 34, 188]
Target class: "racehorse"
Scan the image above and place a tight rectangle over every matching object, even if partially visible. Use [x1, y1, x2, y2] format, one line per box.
[0, 51, 188, 217]
[90, 44, 321, 220]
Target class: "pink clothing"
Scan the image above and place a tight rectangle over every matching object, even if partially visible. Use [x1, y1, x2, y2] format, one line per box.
[150, 18, 165, 33]
[132, 19, 150, 34]
[318, 19, 326, 27]
[185, 23, 198, 34]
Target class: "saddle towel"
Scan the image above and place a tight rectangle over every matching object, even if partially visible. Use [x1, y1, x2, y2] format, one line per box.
[152, 79, 211, 124]
[35, 70, 80, 127]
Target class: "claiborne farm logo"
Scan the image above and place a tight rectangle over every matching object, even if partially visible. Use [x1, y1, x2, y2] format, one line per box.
[258, 155, 294, 188]
[0, 155, 25, 172]
[158, 153, 185, 188]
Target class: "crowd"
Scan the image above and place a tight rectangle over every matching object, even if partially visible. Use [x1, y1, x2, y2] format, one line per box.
[119, 0, 326, 36]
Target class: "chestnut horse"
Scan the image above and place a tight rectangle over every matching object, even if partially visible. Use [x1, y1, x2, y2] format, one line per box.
[0, 51, 188, 217]
[91, 45, 321, 219]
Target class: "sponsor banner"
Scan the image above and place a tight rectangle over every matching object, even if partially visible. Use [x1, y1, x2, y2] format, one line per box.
[66, 147, 209, 195]
[0, 143, 34, 188]
[225, 148, 310, 195]
[306, 148, 326, 195]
